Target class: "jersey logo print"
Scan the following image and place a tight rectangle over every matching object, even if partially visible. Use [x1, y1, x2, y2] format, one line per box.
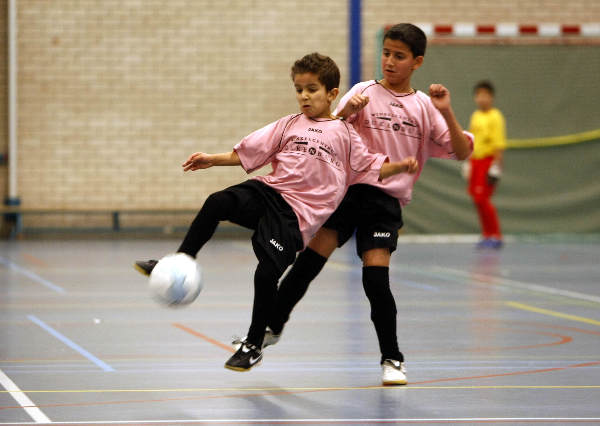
[282, 134, 343, 171]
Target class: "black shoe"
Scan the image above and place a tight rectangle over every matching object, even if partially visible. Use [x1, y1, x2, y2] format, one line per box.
[134, 259, 158, 276]
[232, 327, 282, 351]
[262, 327, 282, 348]
[225, 341, 263, 371]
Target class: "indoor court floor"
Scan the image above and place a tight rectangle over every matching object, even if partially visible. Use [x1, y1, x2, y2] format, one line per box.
[1, 235, 599, 425]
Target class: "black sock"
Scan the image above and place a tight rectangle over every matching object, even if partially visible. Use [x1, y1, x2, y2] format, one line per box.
[246, 253, 281, 348]
[362, 266, 403, 363]
[269, 247, 328, 334]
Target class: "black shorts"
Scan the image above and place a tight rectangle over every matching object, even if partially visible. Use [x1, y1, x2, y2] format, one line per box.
[221, 180, 303, 275]
[323, 184, 403, 258]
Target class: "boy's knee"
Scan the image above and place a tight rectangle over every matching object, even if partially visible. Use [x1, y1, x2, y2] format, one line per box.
[202, 191, 234, 216]
[307, 228, 338, 258]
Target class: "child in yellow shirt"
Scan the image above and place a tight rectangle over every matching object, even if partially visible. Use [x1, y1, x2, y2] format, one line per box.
[468, 80, 506, 249]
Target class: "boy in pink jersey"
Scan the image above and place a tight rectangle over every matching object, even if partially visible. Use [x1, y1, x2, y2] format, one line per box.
[267, 24, 474, 385]
[135, 52, 418, 371]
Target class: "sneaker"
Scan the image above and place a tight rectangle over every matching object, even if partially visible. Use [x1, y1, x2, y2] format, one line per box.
[476, 238, 503, 250]
[232, 327, 282, 351]
[488, 238, 503, 249]
[381, 359, 407, 386]
[134, 259, 158, 276]
[225, 341, 263, 372]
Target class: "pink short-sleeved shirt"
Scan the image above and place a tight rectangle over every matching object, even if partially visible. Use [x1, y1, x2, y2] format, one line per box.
[335, 80, 474, 205]
[234, 113, 387, 247]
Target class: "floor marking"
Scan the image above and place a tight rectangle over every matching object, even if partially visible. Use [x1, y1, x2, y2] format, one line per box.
[410, 360, 600, 385]
[467, 327, 572, 352]
[2, 384, 600, 394]
[2, 387, 600, 418]
[0, 256, 65, 293]
[2, 419, 600, 426]
[434, 266, 600, 304]
[0, 368, 51, 423]
[398, 279, 439, 291]
[507, 302, 600, 326]
[21, 253, 48, 268]
[27, 315, 115, 372]
[172, 323, 235, 353]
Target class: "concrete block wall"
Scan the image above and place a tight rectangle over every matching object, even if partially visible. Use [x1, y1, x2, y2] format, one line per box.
[1, 0, 598, 229]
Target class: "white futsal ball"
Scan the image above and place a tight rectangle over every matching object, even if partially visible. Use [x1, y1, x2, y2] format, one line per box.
[149, 253, 203, 306]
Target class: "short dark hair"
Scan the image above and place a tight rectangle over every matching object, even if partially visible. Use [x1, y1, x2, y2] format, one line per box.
[383, 23, 427, 58]
[291, 52, 340, 92]
[474, 80, 495, 95]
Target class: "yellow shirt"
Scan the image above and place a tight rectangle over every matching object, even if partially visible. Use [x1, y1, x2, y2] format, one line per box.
[469, 107, 506, 159]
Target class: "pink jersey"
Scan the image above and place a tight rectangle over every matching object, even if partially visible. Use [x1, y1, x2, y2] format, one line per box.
[234, 113, 387, 246]
[334, 80, 474, 205]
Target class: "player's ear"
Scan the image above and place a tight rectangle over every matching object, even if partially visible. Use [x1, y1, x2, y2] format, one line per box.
[328, 87, 339, 102]
[412, 56, 424, 71]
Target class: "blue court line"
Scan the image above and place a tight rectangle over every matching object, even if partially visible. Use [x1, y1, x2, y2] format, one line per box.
[0, 256, 65, 293]
[27, 315, 114, 372]
[398, 279, 439, 291]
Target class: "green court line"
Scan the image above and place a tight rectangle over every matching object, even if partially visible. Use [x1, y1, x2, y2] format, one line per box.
[507, 301, 600, 326]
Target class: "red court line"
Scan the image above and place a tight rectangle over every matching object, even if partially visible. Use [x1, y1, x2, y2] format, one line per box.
[510, 321, 600, 337]
[1, 360, 599, 413]
[471, 329, 572, 352]
[21, 253, 48, 268]
[50, 421, 600, 424]
[411, 360, 600, 385]
[172, 323, 235, 353]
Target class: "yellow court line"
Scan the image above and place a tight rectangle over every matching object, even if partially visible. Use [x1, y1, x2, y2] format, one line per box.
[507, 301, 600, 326]
[3, 385, 600, 394]
[507, 128, 600, 148]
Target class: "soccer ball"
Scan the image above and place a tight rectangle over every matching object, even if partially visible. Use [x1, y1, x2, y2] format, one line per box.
[149, 253, 203, 306]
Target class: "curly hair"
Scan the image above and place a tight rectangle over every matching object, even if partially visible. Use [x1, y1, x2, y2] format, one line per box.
[290, 52, 340, 92]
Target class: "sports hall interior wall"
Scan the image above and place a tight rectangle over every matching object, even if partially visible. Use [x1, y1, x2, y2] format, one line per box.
[405, 45, 600, 234]
[1, 0, 598, 235]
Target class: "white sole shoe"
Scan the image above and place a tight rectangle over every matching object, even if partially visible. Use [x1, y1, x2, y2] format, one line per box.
[381, 359, 407, 386]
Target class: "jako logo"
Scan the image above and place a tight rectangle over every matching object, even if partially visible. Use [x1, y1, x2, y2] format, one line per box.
[390, 102, 404, 109]
[373, 232, 391, 238]
[270, 239, 284, 251]
[307, 127, 322, 133]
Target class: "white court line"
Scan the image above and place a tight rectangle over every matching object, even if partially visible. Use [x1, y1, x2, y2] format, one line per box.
[0, 256, 65, 293]
[0, 369, 50, 423]
[433, 266, 600, 304]
[2, 418, 600, 425]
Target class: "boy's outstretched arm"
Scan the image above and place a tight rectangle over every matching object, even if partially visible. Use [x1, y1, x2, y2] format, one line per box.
[379, 157, 418, 180]
[429, 84, 472, 161]
[182, 151, 241, 172]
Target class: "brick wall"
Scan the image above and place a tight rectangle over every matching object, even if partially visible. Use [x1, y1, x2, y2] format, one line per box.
[11, 0, 348, 228]
[2, 0, 599, 229]
[362, 0, 600, 79]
